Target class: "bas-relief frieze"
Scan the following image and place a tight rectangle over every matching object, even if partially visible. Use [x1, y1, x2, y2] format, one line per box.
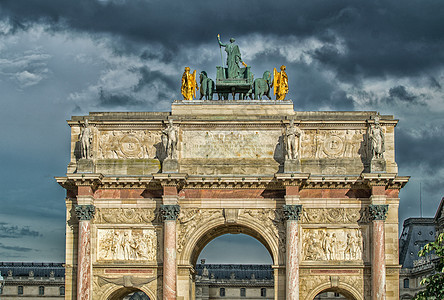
[181, 130, 284, 159]
[301, 208, 362, 224]
[303, 228, 363, 261]
[300, 129, 365, 159]
[97, 130, 162, 159]
[95, 208, 156, 224]
[97, 228, 158, 261]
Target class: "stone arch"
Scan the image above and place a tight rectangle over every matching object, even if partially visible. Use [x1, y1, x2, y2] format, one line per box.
[178, 216, 280, 266]
[101, 286, 155, 300]
[306, 282, 363, 300]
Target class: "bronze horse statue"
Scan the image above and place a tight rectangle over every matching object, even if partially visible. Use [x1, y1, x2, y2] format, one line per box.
[199, 71, 215, 100]
[251, 71, 272, 100]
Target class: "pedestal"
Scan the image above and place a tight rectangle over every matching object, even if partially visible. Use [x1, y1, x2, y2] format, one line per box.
[77, 159, 94, 173]
[284, 159, 301, 173]
[369, 158, 386, 173]
[163, 159, 179, 173]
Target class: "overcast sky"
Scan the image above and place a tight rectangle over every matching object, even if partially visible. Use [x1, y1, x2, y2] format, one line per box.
[0, 0, 443, 263]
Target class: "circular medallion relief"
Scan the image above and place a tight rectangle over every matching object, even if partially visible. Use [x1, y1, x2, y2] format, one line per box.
[323, 135, 344, 157]
[120, 135, 143, 158]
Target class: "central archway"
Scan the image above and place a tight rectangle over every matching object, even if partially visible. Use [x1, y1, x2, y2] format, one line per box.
[189, 224, 278, 266]
[176, 216, 282, 299]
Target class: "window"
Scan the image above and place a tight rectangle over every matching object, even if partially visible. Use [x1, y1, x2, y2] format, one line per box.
[404, 278, 410, 288]
[39, 286, 45, 296]
[240, 288, 246, 297]
[261, 288, 266, 297]
[60, 286, 65, 296]
[18, 286, 24, 295]
[220, 288, 225, 297]
[334, 292, 340, 297]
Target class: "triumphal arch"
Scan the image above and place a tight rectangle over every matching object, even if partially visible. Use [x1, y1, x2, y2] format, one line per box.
[57, 99, 408, 300]
[56, 35, 408, 300]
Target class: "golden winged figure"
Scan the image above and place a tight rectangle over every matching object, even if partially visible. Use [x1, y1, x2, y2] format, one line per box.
[181, 67, 199, 100]
[273, 65, 289, 100]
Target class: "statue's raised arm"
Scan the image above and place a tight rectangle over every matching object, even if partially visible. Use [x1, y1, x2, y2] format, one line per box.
[217, 34, 227, 47]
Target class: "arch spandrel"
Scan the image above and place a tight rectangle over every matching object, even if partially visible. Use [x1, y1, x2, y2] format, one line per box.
[176, 208, 284, 266]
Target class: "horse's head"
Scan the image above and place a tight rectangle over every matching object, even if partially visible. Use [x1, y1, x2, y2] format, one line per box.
[200, 71, 208, 83]
[263, 71, 271, 84]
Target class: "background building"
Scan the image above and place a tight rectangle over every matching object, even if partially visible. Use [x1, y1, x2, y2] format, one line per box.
[398, 197, 444, 299]
[0, 262, 65, 299]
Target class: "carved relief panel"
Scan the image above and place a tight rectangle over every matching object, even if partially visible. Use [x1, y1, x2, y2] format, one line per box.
[302, 228, 363, 261]
[300, 129, 365, 159]
[97, 228, 158, 261]
[97, 130, 162, 159]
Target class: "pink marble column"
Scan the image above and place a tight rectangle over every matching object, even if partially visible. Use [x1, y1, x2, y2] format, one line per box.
[369, 204, 388, 300]
[283, 205, 302, 300]
[161, 205, 180, 300]
[75, 205, 96, 300]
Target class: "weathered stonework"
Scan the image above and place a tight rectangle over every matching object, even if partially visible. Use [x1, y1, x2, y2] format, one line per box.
[57, 100, 409, 300]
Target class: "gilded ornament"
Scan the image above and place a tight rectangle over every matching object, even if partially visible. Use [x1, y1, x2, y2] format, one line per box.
[273, 65, 289, 100]
[181, 67, 198, 100]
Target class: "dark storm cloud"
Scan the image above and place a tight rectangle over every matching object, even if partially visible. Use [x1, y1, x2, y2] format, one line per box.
[0, 223, 41, 238]
[389, 86, 417, 103]
[396, 126, 444, 174]
[135, 67, 176, 93]
[2, 0, 444, 80]
[0, 243, 33, 252]
[98, 88, 144, 108]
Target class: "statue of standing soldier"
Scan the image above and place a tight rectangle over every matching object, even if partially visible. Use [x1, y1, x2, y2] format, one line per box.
[273, 65, 289, 100]
[162, 119, 178, 159]
[80, 119, 92, 159]
[285, 119, 301, 160]
[217, 34, 247, 79]
[181, 67, 198, 100]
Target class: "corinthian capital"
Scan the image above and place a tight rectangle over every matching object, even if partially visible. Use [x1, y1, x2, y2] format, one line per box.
[160, 205, 180, 221]
[283, 205, 302, 221]
[75, 204, 96, 221]
[368, 204, 389, 221]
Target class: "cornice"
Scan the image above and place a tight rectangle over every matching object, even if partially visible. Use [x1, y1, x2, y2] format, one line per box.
[361, 173, 409, 189]
[185, 175, 277, 189]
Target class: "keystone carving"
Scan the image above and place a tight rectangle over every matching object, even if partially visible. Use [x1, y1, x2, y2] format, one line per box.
[368, 204, 389, 221]
[75, 205, 96, 221]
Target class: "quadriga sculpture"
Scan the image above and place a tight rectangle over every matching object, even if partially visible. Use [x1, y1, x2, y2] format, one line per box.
[252, 71, 272, 100]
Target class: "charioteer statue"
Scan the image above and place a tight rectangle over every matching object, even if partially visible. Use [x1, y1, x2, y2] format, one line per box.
[180, 35, 290, 101]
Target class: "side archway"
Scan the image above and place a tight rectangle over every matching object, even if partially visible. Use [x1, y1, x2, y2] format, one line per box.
[101, 286, 156, 300]
[306, 282, 363, 300]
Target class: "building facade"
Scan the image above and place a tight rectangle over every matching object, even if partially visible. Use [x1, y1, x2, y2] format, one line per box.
[57, 100, 408, 299]
[399, 197, 444, 299]
[0, 262, 65, 299]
